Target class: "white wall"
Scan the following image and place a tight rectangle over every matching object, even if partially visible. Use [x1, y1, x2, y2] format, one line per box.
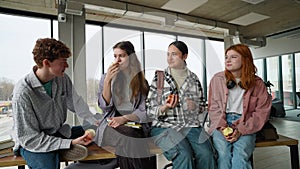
[251, 37, 300, 59]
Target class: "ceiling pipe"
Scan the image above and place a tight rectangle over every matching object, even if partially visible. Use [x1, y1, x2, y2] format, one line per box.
[70, 0, 238, 33]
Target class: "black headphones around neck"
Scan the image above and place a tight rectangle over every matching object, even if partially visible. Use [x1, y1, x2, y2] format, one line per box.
[226, 80, 244, 89]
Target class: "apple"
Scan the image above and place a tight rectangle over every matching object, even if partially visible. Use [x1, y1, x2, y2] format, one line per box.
[166, 94, 174, 104]
[222, 127, 233, 136]
[84, 129, 96, 141]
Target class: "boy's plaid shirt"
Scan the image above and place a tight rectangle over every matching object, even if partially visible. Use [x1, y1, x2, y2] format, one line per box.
[146, 67, 206, 131]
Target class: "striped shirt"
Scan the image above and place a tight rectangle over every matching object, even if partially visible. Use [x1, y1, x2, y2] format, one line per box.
[146, 67, 206, 131]
[12, 68, 97, 152]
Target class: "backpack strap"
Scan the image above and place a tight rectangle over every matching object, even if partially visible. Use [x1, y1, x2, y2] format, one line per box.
[156, 70, 164, 104]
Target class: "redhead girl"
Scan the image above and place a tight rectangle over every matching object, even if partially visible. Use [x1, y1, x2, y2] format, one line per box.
[208, 44, 272, 169]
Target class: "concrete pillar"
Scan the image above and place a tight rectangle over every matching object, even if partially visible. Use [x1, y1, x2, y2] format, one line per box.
[58, 1, 87, 126]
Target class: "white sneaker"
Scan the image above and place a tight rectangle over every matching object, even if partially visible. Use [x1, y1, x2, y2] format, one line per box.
[60, 144, 88, 161]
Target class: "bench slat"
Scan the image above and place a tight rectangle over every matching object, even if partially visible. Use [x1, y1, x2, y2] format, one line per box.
[255, 134, 298, 147]
[0, 156, 26, 167]
[82, 144, 116, 161]
[0, 144, 115, 167]
[0, 134, 298, 168]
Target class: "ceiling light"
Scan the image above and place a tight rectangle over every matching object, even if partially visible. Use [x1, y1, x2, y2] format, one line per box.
[161, 0, 208, 14]
[124, 11, 143, 17]
[194, 23, 215, 30]
[241, 0, 264, 4]
[163, 16, 176, 27]
[270, 28, 300, 39]
[85, 4, 125, 15]
[232, 35, 242, 44]
[228, 12, 270, 26]
[141, 13, 165, 22]
[292, 0, 300, 4]
[225, 35, 266, 48]
[175, 20, 196, 27]
[65, 1, 83, 16]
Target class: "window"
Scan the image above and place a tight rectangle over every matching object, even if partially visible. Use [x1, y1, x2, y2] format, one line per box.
[103, 27, 142, 73]
[266, 56, 279, 99]
[144, 32, 175, 82]
[282, 54, 294, 109]
[85, 24, 102, 113]
[205, 40, 224, 88]
[178, 36, 204, 84]
[295, 53, 300, 108]
[0, 13, 52, 137]
[254, 59, 264, 79]
[53, 20, 59, 39]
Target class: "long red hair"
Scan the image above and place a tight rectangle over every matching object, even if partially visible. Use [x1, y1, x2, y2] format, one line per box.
[225, 44, 257, 90]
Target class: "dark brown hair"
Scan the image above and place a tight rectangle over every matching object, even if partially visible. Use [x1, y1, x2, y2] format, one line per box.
[113, 41, 149, 101]
[32, 38, 71, 68]
[169, 41, 188, 55]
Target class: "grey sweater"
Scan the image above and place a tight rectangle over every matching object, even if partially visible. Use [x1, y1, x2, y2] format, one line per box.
[12, 68, 97, 152]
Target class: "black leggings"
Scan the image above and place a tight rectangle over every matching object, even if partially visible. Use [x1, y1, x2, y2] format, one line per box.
[102, 125, 156, 169]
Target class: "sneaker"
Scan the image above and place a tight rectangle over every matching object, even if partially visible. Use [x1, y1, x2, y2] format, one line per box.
[60, 144, 88, 161]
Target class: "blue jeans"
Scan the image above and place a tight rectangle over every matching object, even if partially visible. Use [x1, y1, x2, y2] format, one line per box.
[212, 113, 256, 169]
[20, 148, 60, 169]
[151, 127, 216, 169]
[20, 126, 84, 169]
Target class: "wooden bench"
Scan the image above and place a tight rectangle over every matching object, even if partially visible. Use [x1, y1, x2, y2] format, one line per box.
[0, 143, 116, 169]
[252, 134, 299, 169]
[0, 134, 298, 169]
[151, 134, 300, 169]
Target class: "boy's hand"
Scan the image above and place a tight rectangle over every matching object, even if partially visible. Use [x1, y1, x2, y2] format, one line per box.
[83, 129, 96, 142]
[72, 133, 93, 146]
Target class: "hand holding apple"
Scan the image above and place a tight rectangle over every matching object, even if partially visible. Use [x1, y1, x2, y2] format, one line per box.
[84, 129, 96, 141]
[166, 94, 179, 108]
[166, 94, 175, 104]
[222, 126, 234, 137]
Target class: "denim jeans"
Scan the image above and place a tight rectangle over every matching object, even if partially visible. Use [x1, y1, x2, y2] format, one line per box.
[151, 127, 216, 169]
[212, 113, 256, 169]
[20, 126, 85, 169]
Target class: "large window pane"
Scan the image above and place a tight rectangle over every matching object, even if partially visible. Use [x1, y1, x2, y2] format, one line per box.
[254, 59, 264, 80]
[295, 53, 300, 108]
[0, 14, 51, 83]
[85, 24, 102, 113]
[103, 27, 141, 73]
[0, 14, 51, 137]
[144, 32, 175, 82]
[178, 36, 204, 84]
[205, 40, 224, 88]
[282, 54, 293, 109]
[266, 56, 279, 99]
[53, 20, 59, 39]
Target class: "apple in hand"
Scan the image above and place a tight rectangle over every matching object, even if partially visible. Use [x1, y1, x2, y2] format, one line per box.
[166, 94, 175, 104]
[84, 129, 96, 141]
[222, 127, 233, 136]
